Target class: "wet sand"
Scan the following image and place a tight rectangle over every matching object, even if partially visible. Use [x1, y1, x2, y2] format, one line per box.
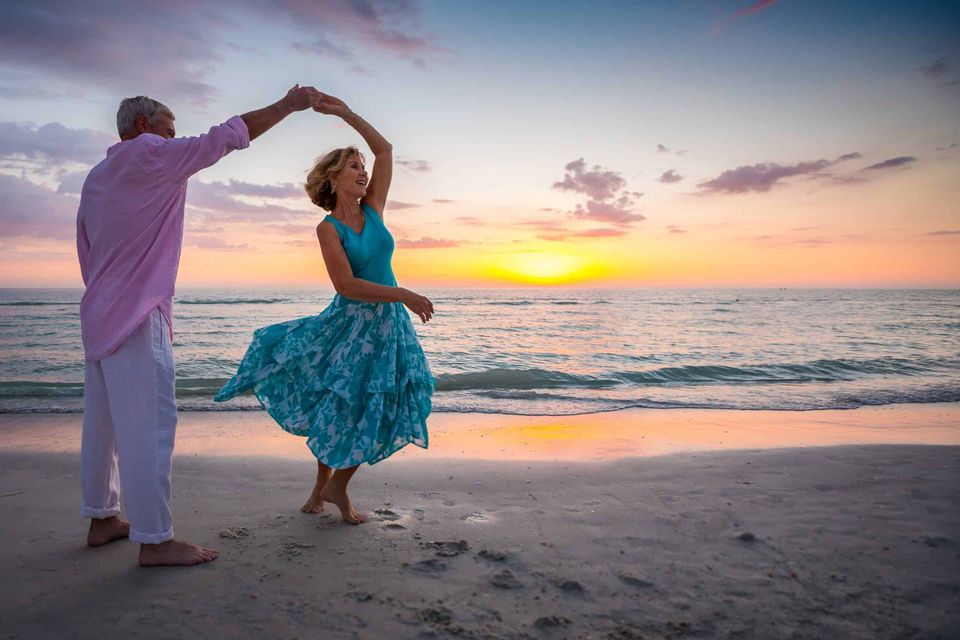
[1, 404, 958, 639]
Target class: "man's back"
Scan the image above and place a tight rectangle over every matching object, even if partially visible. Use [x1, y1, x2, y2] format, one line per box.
[77, 117, 249, 361]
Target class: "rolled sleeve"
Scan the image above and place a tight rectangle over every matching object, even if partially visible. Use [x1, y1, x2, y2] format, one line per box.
[155, 116, 251, 183]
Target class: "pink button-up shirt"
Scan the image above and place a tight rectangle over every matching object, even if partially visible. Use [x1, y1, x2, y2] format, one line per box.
[77, 116, 250, 361]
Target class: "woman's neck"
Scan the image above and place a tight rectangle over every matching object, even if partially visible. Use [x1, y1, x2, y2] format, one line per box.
[334, 199, 362, 219]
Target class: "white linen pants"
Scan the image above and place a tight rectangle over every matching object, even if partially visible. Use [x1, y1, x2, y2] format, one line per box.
[80, 308, 177, 544]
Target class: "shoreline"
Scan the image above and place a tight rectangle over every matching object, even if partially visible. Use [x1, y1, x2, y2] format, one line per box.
[2, 402, 957, 462]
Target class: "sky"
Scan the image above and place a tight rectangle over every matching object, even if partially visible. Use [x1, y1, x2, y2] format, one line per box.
[1, 0, 958, 288]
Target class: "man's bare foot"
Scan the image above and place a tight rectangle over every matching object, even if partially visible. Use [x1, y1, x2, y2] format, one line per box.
[138, 539, 219, 567]
[318, 482, 366, 524]
[301, 463, 333, 514]
[87, 515, 130, 547]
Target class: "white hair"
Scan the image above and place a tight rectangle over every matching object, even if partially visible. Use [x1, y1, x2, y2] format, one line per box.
[116, 96, 174, 136]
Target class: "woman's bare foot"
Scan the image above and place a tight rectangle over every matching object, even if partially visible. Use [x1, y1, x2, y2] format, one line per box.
[138, 540, 219, 567]
[318, 467, 365, 524]
[319, 484, 365, 523]
[301, 461, 333, 513]
[87, 515, 130, 547]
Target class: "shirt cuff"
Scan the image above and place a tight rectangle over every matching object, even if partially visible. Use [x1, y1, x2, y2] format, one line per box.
[225, 115, 251, 150]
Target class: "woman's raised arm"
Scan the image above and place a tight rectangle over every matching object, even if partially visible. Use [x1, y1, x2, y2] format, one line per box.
[315, 93, 393, 217]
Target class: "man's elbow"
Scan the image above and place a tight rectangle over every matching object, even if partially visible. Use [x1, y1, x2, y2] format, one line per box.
[376, 144, 393, 156]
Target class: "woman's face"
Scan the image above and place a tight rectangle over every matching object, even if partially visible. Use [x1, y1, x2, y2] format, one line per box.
[333, 153, 368, 201]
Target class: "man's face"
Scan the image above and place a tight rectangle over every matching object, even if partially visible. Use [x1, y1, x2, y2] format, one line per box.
[138, 112, 176, 139]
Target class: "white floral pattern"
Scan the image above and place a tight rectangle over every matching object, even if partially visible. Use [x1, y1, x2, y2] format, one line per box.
[215, 296, 433, 468]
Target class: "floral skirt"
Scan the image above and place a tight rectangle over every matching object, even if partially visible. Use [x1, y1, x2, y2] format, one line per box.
[215, 295, 432, 468]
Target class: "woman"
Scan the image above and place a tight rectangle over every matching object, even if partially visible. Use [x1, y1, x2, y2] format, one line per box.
[215, 93, 434, 524]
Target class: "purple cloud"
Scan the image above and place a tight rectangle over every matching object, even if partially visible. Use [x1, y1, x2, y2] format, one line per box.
[0, 174, 79, 239]
[923, 59, 949, 78]
[656, 144, 670, 153]
[187, 180, 312, 222]
[836, 152, 862, 162]
[0, 1, 443, 108]
[714, 0, 777, 32]
[225, 179, 301, 199]
[396, 158, 432, 172]
[659, 170, 683, 184]
[262, 0, 443, 67]
[186, 236, 253, 252]
[386, 200, 420, 210]
[666, 225, 688, 234]
[395, 237, 459, 248]
[0, 2, 225, 106]
[553, 158, 627, 201]
[732, 0, 777, 18]
[291, 38, 354, 61]
[863, 156, 916, 170]
[455, 216, 483, 225]
[551, 158, 645, 228]
[0, 121, 113, 166]
[571, 199, 645, 225]
[433, 198, 455, 204]
[924, 229, 960, 236]
[698, 159, 833, 194]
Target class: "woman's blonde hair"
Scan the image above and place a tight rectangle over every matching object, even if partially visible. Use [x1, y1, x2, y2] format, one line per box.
[304, 146, 365, 211]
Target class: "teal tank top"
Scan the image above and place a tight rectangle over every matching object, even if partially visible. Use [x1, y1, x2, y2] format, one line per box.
[323, 204, 397, 289]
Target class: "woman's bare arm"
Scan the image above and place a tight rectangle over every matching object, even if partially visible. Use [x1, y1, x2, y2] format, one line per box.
[316, 222, 433, 322]
[315, 94, 393, 216]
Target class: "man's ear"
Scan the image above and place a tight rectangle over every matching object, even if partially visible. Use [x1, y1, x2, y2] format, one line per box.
[134, 115, 151, 133]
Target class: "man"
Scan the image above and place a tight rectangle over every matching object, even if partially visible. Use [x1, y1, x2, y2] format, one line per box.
[77, 85, 323, 567]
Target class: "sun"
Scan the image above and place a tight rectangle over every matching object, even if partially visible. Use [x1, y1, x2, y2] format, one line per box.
[487, 250, 605, 285]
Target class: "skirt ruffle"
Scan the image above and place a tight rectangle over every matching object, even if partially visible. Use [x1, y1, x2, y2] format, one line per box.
[215, 296, 432, 468]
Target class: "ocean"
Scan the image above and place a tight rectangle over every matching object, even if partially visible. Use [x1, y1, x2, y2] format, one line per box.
[1, 288, 958, 415]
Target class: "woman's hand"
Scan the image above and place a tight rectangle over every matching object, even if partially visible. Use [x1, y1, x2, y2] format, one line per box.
[401, 289, 434, 323]
[314, 92, 351, 118]
[281, 84, 323, 112]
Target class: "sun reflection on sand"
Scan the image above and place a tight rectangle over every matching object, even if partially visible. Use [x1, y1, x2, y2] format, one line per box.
[2, 405, 958, 462]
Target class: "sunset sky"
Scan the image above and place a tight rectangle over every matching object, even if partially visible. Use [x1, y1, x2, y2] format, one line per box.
[1, 0, 958, 288]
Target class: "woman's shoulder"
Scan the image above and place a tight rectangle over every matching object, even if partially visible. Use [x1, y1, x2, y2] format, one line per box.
[317, 216, 343, 241]
[360, 202, 383, 221]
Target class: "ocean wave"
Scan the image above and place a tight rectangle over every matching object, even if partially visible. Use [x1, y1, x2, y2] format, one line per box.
[1, 356, 951, 400]
[0, 301, 79, 306]
[434, 358, 945, 391]
[178, 298, 289, 305]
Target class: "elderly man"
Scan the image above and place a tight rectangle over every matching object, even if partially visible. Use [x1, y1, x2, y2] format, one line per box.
[77, 85, 322, 566]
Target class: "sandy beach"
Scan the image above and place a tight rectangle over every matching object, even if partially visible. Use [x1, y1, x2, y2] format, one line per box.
[1, 404, 958, 639]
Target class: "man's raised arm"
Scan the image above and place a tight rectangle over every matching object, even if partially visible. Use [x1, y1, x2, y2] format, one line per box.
[241, 84, 322, 141]
[155, 85, 322, 183]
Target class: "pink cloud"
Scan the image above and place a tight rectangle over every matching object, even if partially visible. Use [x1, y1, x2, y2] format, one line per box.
[553, 158, 626, 201]
[698, 159, 832, 194]
[395, 237, 459, 248]
[386, 200, 420, 210]
[659, 170, 683, 184]
[396, 158, 432, 172]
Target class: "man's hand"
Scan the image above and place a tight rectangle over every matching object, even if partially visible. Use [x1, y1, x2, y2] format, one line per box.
[282, 84, 323, 113]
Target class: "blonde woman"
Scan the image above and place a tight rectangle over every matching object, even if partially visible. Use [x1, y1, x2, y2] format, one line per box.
[216, 94, 434, 524]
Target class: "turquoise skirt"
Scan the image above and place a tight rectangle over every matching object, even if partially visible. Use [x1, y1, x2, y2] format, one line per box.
[215, 296, 432, 468]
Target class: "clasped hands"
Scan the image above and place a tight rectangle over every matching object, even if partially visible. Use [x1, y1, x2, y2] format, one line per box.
[282, 85, 350, 118]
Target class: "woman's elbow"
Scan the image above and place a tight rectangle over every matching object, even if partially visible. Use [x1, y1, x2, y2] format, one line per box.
[331, 276, 353, 297]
